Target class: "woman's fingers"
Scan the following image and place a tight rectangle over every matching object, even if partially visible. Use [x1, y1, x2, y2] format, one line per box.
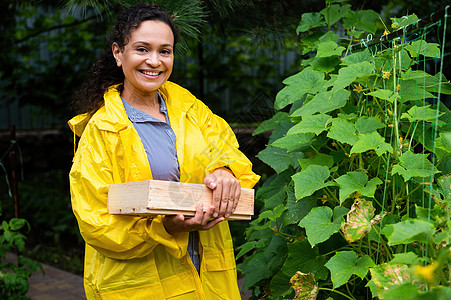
[168, 204, 223, 233]
[218, 177, 231, 217]
[204, 173, 221, 217]
[231, 182, 241, 214]
[205, 167, 241, 218]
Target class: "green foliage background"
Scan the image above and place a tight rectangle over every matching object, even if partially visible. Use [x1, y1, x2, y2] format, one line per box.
[238, 2, 451, 299]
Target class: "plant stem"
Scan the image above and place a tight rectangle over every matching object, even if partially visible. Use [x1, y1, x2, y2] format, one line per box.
[404, 184, 423, 199]
[319, 287, 356, 300]
[324, 186, 339, 204]
[310, 145, 320, 155]
[435, 153, 447, 168]
[372, 226, 393, 261]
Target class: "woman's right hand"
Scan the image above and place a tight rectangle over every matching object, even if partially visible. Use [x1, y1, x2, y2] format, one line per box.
[162, 203, 224, 235]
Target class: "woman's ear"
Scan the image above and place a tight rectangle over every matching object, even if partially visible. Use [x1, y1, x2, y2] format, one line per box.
[112, 42, 122, 67]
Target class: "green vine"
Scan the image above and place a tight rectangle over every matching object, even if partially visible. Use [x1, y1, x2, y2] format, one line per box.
[238, 2, 451, 299]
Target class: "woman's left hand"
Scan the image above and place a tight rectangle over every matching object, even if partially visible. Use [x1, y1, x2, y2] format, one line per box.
[203, 167, 241, 218]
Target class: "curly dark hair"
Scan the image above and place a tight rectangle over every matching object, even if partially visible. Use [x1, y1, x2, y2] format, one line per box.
[71, 3, 179, 115]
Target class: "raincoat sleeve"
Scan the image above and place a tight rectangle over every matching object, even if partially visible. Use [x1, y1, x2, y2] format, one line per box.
[69, 121, 188, 260]
[195, 101, 260, 189]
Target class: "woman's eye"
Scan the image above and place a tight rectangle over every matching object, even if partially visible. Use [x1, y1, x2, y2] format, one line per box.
[137, 47, 147, 52]
[161, 49, 172, 55]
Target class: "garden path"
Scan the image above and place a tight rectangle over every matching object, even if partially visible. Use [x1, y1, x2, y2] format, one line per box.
[6, 252, 85, 300]
[6, 252, 251, 299]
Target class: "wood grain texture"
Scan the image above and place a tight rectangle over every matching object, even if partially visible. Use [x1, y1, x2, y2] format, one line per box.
[108, 180, 254, 220]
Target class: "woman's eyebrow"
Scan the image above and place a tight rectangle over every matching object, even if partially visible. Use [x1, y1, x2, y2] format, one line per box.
[132, 41, 173, 48]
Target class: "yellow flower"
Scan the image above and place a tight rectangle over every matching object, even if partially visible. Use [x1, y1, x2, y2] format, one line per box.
[383, 29, 390, 35]
[353, 83, 363, 94]
[382, 71, 391, 79]
[397, 84, 401, 91]
[414, 262, 438, 282]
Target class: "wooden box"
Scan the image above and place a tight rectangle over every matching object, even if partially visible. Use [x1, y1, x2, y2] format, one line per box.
[108, 180, 254, 220]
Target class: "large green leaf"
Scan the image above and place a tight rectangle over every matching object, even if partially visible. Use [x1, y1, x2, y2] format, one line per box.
[343, 10, 379, 33]
[288, 114, 332, 135]
[415, 204, 447, 228]
[355, 116, 385, 134]
[398, 79, 437, 102]
[291, 89, 350, 117]
[369, 264, 411, 299]
[416, 287, 451, 300]
[289, 271, 319, 300]
[316, 41, 345, 57]
[239, 235, 286, 289]
[405, 40, 440, 58]
[256, 146, 301, 173]
[318, 31, 340, 43]
[300, 31, 326, 49]
[332, 61, 374, 92]
[283, 191, 317, 226]
[437, 174, 451, 205]
[325, 251, 375, 288]
[253, 112, 290, 135]
[282, 239, 329, 280]
[309, 56, 340, 73]
[350, 131, 393, 156]
[256, 171, 292, 201]
[327, 119, 359, 145]
[335, 171, 383, 203]
[381, 219, 435, 245]
[299, 153, 334, 170]
[366, 89, 397, 102]
[239, 252, 270, 289]
[268, 120, 295, 144]
[341, 200, 380, 242]
[320, 4, 352, 27]
[436, 132, 451, 153]
[263, 186, 288, 210]
[401, 105, 444, 122]
[391, 14, 419, 28]
[296, 12, 326, 33]
[391, 151, 440, 181]
[421, 72, 451, 94]
[270, 271, 293, 299]
[275, 67, 326, 110]
[272, 133, 315, 152]
[299, 206, 348, 247]
[400, 69, 451, 94]
[275, 86, 307, 112]
[413, 126, 447, 159]
[383, 284, 419, 300]
[236, 239, 268, 260]
[341, 48, 373, 65]
[389, 252, 422, 265]
[292, 165, 338, 200]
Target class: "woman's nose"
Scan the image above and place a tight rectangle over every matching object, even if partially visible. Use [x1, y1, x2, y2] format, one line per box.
[146, 52, 160, 66]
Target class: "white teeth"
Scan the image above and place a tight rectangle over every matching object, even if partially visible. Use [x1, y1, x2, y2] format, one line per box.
[142, 71, 159, 76]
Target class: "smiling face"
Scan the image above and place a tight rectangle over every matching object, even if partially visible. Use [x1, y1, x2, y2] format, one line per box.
[112, 20, 174, 102]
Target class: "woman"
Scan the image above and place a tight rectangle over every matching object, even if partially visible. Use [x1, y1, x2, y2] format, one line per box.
[69, 3, 259, 299]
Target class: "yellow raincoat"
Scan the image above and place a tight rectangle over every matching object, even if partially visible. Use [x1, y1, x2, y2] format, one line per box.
[69, 82, 260, 299]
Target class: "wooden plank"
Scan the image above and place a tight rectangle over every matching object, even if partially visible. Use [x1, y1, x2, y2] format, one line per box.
[108, 180, 254, 220]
